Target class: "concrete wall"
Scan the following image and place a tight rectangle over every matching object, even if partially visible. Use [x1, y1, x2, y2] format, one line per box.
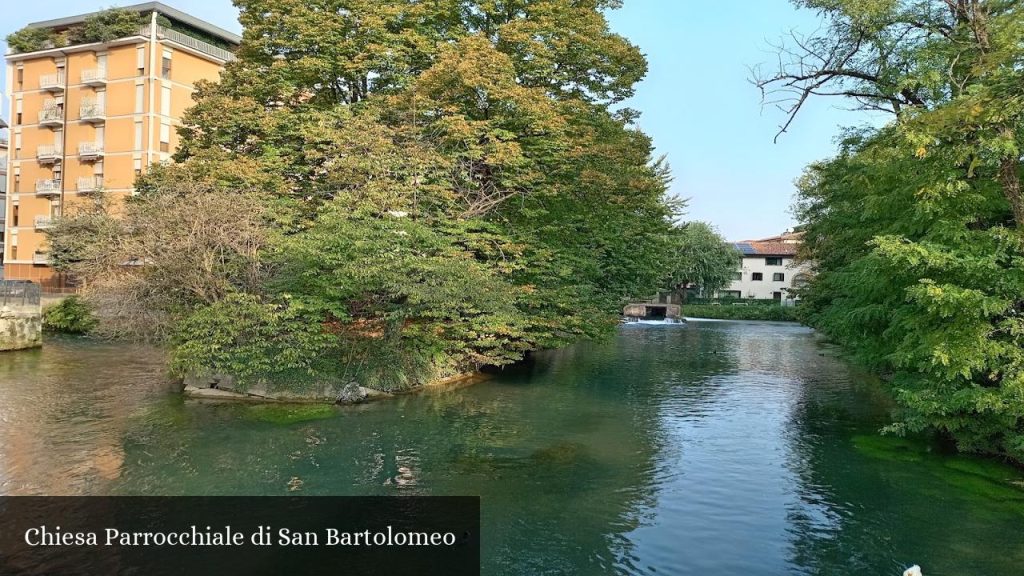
[623, 303, 681, 319]
[0, 307, 42, 351]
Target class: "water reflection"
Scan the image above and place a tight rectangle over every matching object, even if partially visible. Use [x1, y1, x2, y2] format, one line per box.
[1, 324, 1023, 575]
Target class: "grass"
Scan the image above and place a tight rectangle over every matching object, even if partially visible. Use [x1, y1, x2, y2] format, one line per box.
[681, 303, 800, 322]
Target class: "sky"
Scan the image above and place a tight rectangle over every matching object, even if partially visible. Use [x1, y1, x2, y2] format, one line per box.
[6, 0, 883, 240]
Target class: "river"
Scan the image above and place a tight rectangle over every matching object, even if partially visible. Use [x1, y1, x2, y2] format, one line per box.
[1, 320, 1023, 575]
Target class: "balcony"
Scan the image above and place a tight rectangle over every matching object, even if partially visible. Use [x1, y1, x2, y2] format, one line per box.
[154, 25, 236, 62]
[79, 101, 105, 124]
[77, 176, 103, 193]
[34, 216, 54, 230]
[38, 107, 64, 128]
[36, 145, 62, 164]
[39, 73, 65, 92]
[81, 68, 107, 86]
[33, 252, 50, 265]
[78, 142, 104, 161]
[35, 179, 61, 196]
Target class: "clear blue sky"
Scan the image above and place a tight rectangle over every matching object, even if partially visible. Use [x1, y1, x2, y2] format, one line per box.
[6, 0, 881, 240]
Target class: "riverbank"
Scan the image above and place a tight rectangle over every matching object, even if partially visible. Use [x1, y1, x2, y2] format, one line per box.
[183, 370, 489, 405]
[681, 304, 799, 322]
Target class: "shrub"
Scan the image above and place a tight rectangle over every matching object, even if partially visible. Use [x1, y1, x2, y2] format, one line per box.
[681, 303, 799, 322]
[7, 8, 144, 54]
[6, 27, 59, 53]
[43, 296, 97, 334]
[71, 8, 143, 44]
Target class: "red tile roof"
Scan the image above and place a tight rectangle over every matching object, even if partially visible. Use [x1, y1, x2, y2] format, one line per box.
[733, 231, 803, 257]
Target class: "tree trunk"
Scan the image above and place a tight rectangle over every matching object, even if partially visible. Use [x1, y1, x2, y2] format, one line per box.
[999, 156, 1024, 228]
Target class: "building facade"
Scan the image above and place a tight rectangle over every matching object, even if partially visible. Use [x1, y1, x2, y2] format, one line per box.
[2, 2, 238, 289]
[1, 119, 8, 275]
[719, 231, 811, 301]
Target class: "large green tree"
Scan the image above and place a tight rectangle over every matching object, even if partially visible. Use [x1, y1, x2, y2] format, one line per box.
[764, 0, 1024, 462]
[53, 0, 679, 394]
[664, 222, 739, 302]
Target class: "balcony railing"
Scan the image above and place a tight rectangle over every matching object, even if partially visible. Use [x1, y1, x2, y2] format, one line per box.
[38, 107, 63, 127]
[39, 73, 65, 92]
[81, 68, 107, 86]
[80, 101, 105, 123]
[0, 154, 7, 172]
[153, 25, 236, 62]
[34, 216, 54, 230]
[77, 176, 103, 193]
[33, 252, 50, 264]
[35, 179, 61, 196]
[37, 145, 62, 163]
[78, 141, 104, 160]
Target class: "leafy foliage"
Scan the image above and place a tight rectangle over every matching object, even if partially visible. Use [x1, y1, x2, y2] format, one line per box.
[7, 8, 145, 54]
[776, 0, 1024, 462]
[51, 0, 682, 394]
[42, 296, 97, 334]
[71, 7, 142, 44]
[5, 27, 61, 53]
[664, 222, 740, 300]
[681, 304, 799, 322]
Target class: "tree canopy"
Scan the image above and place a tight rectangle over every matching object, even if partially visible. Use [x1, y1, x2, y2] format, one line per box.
[664, 222, 740, 301]
[51, 0, 682, 395]
[765, 0, 1024, 463]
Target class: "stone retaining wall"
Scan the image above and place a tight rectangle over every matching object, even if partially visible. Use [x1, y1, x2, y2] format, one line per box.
[0, 308, 43, 351]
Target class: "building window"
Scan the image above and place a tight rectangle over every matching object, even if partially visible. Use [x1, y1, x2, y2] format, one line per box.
[733, 271, 742, 281]
[161, 54, 172, 80]
[752, 273, 763, 281]
[766, 257, 783, 266]
[12, 205, 18, 226]
[15, 99, 22, 125]
[134, 121, 144, 150]
[137, 46, 146, 74]
[773, 273, 785, 282]
[161, 84, 171, 116]
[13, 175, 20, 193]
[160, 122, 171, 152]
[722, 290, 741, 299]
[135, 84, 145, 113]
[16, 67, 23, 88]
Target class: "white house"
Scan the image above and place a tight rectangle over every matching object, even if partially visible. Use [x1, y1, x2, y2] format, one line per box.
[718, 231, 811, 301]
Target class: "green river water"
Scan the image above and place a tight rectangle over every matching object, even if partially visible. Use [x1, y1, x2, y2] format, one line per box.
[1, 320, 1023, 575]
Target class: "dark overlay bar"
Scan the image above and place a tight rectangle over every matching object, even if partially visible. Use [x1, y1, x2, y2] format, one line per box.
[0, 496, 479, 575]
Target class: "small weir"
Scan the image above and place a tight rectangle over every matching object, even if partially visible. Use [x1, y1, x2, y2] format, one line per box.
[622, 302, 685, 324]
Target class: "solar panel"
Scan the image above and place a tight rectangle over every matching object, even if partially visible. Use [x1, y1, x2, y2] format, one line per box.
[734, 242, 757, 255]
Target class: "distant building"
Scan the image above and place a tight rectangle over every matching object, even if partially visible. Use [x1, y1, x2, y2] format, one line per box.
[0, 117, 6, 276]
[3, 2, 239, 290]
[718, 230, 811, 301]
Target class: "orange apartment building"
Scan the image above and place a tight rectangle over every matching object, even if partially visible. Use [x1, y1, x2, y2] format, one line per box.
[2, 2, 238, 289]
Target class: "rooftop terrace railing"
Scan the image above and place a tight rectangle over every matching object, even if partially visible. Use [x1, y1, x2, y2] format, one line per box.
[150, 25, 236, 62]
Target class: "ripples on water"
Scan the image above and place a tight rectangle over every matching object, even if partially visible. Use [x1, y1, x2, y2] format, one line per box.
[2, 325, 1024, 575]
